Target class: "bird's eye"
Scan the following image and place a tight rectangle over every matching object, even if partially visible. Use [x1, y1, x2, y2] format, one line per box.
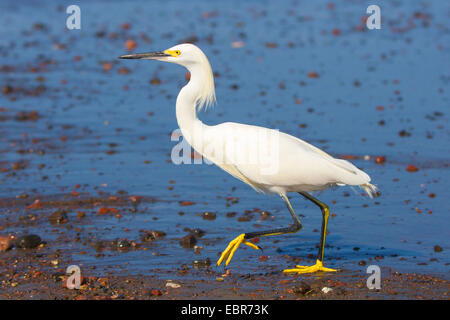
[175, 50, 181, 56]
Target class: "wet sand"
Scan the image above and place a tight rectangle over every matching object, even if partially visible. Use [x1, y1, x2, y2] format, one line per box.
[0, 195, 448, 300]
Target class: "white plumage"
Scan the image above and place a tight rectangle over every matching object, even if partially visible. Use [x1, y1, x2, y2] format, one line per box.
[119, 43, 378, 273]
[163, 43, 377, 198]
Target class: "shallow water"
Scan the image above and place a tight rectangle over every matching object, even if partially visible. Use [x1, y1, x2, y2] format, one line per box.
[0, 0, 448, 279]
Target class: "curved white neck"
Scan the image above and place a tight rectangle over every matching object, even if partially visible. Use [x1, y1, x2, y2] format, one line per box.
[175, 65, 209, 150]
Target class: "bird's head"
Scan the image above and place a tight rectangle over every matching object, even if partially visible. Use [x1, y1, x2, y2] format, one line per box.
[119, 43, 216, 110]
[119, 43, 206, 69]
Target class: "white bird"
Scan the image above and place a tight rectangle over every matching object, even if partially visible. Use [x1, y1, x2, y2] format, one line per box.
[119, 43, 378, 274]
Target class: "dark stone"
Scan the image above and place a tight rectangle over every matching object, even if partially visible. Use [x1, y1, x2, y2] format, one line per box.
[202, 212, 216, 220]
[49, 210, 68, 225]
[193, 258, 211, 268]
[179, 234, 197, 248]
[140, 230, 166, 242]
[292, 281, 312, 295]
[184, 228, 205, 238]
[118, 239, 131, 249]
[16, 234, 41, 249]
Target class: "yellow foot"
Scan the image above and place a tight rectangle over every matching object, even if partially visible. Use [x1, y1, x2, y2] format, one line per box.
[283, 260, 337, 274]
[217, 234, 261, 267]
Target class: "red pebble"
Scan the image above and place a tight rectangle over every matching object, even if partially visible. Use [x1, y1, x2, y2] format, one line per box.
[332, 28, 341, 36]
[151, 289, 162, 296]
[406, 165, 419, 172]
[374, 156, 386, 164]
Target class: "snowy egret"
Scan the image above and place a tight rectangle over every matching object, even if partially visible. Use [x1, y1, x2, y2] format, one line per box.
[119, 43, 378, 274]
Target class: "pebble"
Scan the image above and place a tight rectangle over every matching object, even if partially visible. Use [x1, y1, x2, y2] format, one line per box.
[16, 234, 41, 249]
[260, 211, 270, 220]
[398, 129, 411, 137]
[140, 230, 166, 242]
[49, 209, 68, 224]
[374, 156, 386, 164]
[321, 287, 333, 294]
[202, 212, 216, 220]
[151, 289, 162, 296]
[0, 235, 12, 251]
[193, 258, 211, 268]
[292, 281, 311, 295]
[166, 281, 181, 289]
[434, 245, 443, 253]
[117, 239, 131, 249]
[179, 234, 197, 248]
[2, 85, 13, 94]
[406, 164, 419, 172]
[189, 228, 206, 238]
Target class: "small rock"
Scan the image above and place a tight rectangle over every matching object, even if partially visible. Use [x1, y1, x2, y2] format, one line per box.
[2, 85, 13, 94]
[222, 269, 231, 277]
[49, 210, 68, 225]
[166, 281, 181, 289]
[14, 111, 40, 122]
[77, 211, 86, 219]
[358, 260, 367, 266]
[150, 77, 160, 85]
[260, 211, 270, 220]
[16, 234, 41, 249]
[151, 289, 162, 296]
[398, 129, 411, 137]
[292, 281, 311, 295]
[193, 258, 211, 268]
[140, 230, 166, 242]
[179, 234, 197, 248]
[374, 156, 386, 164]
[321, 287, 333, 294]
[179, 201, 195, 206]
[117, 239, 131, 249]
[125, 39, 137, 51]
[202, 212, 216, 220]
[0, 235, 12, 251]
[406, 165, 419, 172]
[434, 245, 443, 253]
[189, 228, 206, 238]
[194, 245, 203, 254]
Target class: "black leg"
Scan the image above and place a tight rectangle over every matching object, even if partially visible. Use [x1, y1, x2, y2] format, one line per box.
[298, 191, 330, 262]
[217, 194, 303, 267]
[244, 194, 302, 239]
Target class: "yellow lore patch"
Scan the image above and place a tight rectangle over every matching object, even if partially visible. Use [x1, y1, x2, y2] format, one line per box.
[164, 49, 181, 57]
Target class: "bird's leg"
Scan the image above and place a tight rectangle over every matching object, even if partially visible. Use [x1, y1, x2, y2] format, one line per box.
[217, 194, 302, 267]
[283, 192, 337, 274]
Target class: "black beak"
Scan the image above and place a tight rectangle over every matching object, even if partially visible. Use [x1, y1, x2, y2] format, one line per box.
[118, 51, 170, 59]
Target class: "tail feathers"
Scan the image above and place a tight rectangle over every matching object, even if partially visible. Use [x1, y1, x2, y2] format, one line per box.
[360, 183, 380, 198]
